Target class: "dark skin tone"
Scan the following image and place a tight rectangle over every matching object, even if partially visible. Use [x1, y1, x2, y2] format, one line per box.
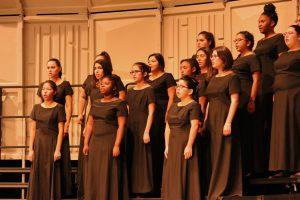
[83, 77, 127, 157]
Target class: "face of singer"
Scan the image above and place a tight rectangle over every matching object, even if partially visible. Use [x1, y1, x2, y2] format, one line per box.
[196, 50, 208, 69]
[284, 27, 300, 49]
[258, 14, 273, 34]
[93, 63, 104, 80]
[47, 61, 61, 79]
[211, 50, 224, 70]
[100, 77, 114, 96]
[196, 34, 210, 49]
[180, 61, 195, 77]
[41, 82, 55, 101]
[148, 56, 161, 72]
[234, 33, 249, 53]
[131, 64, 144, 83]
[176, 79, 192, 99]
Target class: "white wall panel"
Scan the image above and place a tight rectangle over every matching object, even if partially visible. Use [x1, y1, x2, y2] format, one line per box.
[92, 10, 161, 83]
[23, 20, 89, 159]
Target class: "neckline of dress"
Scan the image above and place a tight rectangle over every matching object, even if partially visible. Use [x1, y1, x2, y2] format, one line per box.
[149, 72, 166, 81]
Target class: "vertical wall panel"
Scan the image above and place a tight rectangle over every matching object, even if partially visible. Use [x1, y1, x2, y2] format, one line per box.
[23, 21, 89, 159]
[93, 12, 161, 83]
[163, 10, 224, 75]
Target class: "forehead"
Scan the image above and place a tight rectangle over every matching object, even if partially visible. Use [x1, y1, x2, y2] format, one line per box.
[287, 27, 296, 32]
[47, 60, 58, 66]
[101, 77, 112, 83]
[197, 50, 206, 55]
[132, 64, 140, 69]
[236, 33, 245, 38]
[198, 34, 207, 40]
[178, 79, 188, 85]
[94, 63, 102, 68]
[180, 61, 191, 67]
[149, 56, 157, 61]
[42, 82, 52, 88]
[259, 14, 269, 21]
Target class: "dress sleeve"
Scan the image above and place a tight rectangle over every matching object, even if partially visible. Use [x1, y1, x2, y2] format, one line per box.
[113, 74, 126, 92]
[82, 75, 92, 97]
[64, 81, 74, 96]
[30, 105, 38, 121]
[165, 73, 177, 89]
[249, 55, 261, 73]
[276, 34, 289, 54]
[57, 104, 66, 123]
[197, 79, 207, 98]
[229, 74, 241, 95]
[117, 101, 128, 117]
[189, 102, 200, 120]
[146, 87, 155, 105]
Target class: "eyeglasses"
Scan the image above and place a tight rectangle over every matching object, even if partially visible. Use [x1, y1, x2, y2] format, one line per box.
[283, 31, 295, 36]
[176, 85, 189, 89]
[210, 54, 219, 59]
[130, 70, 142, 74]
[233, 38, 245, 43]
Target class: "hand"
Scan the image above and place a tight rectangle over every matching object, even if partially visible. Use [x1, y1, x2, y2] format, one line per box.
[112, 146, 120, 157]
[223, 123, 231, 136]
[53, 151, 61, 161]
[198, 121, 206, 135]
[164, 147, 168, 159]
[76, 114, 84, 124]
[28, 150, 34, 162]
[184, 146, 193, 159]
[247, 100, 255, 113]
[83, 145, 89, 155]
[64, 122, 70, 137]
[143, 132, 150, 144]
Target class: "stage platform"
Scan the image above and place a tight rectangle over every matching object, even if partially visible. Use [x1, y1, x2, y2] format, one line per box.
[1, 160, 300, 199]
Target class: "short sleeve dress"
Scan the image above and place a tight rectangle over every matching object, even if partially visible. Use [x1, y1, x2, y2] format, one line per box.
[253, 34, 288, 174]
[232, 54, 260, 175]
[37, 80, 73, 196]
[126, 86, 155, 193]
[78, 74, 125, 198]
[27, 104, 66, 200]
[269, 50, 300, 172]
[85, 100, 128, 200]
[206, 73, 242, 200]
[162, 101, 201, 200]
[148, 72, 176, 194]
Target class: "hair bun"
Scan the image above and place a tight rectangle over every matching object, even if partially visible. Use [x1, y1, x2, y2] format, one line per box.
[264, 3, 276, 14]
